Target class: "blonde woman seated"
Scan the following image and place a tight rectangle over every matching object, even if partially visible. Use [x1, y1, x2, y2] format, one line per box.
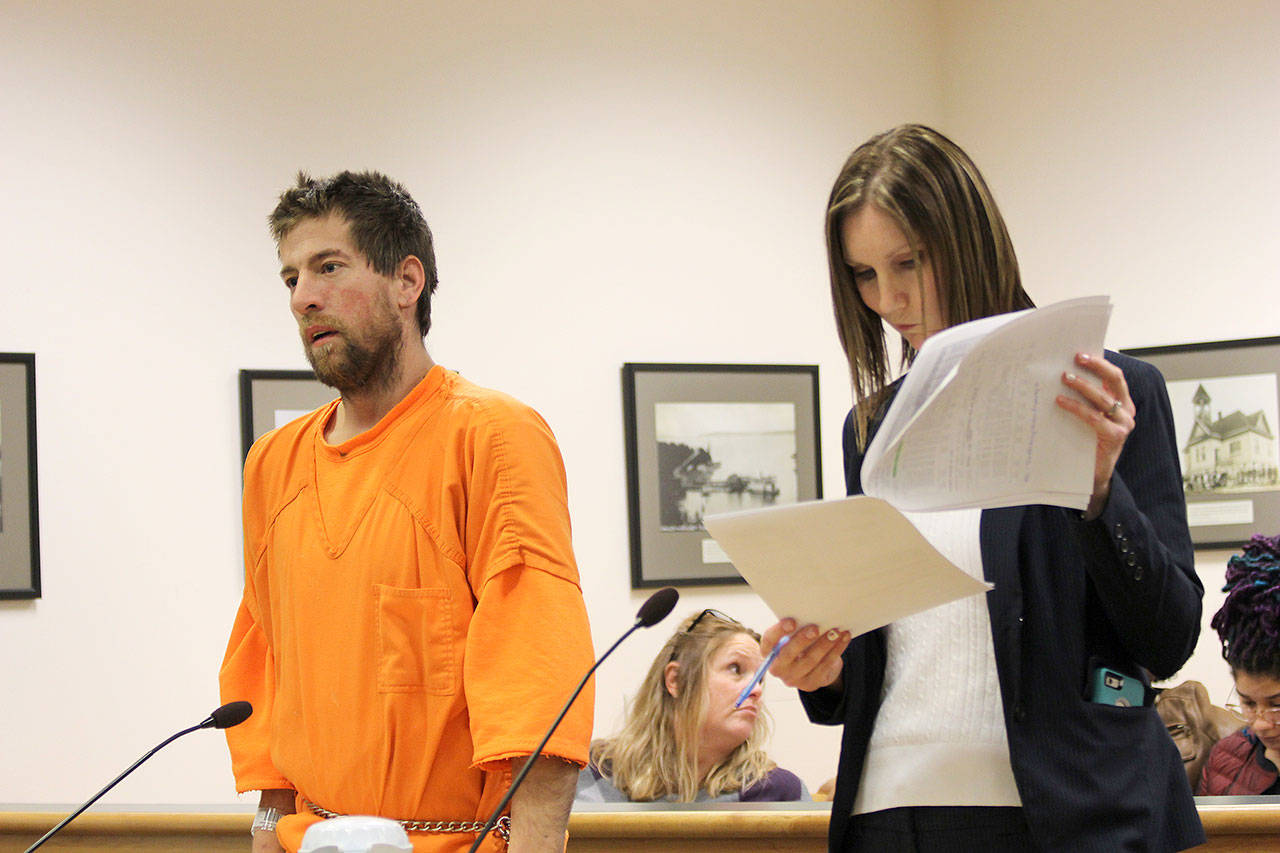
[577, 609, 808, 803]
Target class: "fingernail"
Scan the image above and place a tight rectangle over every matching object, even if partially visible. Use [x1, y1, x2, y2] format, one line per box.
[1065, 373, 1077, 382]
[782, 619, 795, 631]
[1078, 353, 1091, 362]
[825, 629, 840, 641]
[805, 627, 818, 639]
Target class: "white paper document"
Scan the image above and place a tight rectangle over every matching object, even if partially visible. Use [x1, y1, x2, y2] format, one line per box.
[702, 496, 991, 635]
[862, 295, 1112, 512]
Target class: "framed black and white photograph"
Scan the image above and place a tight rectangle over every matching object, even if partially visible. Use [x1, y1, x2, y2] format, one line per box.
[1123, 336, 1280, 548]
[622, 363, 821, 587]
[238, 369, 336, 462]
[0, 353, 40, 599]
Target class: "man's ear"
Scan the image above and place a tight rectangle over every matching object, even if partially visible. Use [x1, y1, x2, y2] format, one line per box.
[395, 255, 426, 310]
[664, 661, 680, 698]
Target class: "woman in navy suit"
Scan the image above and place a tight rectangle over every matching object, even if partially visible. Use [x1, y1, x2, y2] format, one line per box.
[764, 124, 1203, 852]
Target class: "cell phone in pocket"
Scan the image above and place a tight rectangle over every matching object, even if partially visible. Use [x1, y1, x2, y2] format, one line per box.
[1088, 666, 1145, 707]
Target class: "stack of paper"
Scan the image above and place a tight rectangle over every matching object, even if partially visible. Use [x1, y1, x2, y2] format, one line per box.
[702, 496, 991, 635]
[703, 296, 1112, 632]
[863, 295, 1111, 512]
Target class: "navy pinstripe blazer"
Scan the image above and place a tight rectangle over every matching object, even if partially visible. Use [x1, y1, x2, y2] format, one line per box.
[801, 351, 1205, 852]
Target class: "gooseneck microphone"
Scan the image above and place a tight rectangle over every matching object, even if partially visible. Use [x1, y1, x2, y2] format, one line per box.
[633, 587, 680, 629]
[25, 701, 253, 853]
[203, 699, 253, 730]
[466, 587, 679, 853]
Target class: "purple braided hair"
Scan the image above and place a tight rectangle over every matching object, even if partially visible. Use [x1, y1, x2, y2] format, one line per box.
[1211, 533, 1280, 676]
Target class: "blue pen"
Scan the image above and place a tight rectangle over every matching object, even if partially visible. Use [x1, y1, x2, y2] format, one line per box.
[735, 633, 792, 708]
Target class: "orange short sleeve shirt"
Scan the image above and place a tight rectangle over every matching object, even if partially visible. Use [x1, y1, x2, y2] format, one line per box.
[220, 367, 594, 852]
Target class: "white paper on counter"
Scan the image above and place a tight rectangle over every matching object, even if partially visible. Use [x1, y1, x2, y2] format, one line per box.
[702, 495, 991, 636]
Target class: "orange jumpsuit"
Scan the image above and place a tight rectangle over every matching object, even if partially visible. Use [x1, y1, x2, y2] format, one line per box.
[220, 366, 594, 852]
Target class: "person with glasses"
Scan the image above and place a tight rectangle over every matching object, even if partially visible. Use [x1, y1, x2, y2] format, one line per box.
[576, 609, 808, 803]
[762, 125, 1203, 852]
[1199, 534, 1280, 795]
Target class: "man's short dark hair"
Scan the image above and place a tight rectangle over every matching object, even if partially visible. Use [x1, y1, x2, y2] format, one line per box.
[269, 170, 439, 335]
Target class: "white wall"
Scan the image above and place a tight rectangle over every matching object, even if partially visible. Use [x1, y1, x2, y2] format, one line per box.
[938, 0, 1280, 706]
[0, 0, 941, 805]
[0, 0, 1274, 810]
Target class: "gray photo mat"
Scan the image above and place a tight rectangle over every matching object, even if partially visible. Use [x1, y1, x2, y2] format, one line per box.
[239, 370, 336, 462]
[626, 365, 820, 586]
[0, 357, 37, 597]
[1123, 337, 1280, 548]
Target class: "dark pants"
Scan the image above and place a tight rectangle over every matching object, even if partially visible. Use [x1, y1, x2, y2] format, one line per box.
[842, 806, 1035, 852]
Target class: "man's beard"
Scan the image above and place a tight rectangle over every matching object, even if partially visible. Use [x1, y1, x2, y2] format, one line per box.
[302, 296, 403, 396]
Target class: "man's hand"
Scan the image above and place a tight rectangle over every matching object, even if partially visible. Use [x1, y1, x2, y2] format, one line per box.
[508, 757, 577, 853]
[251, 788, 295, 853]
[252, 830, 285, 853]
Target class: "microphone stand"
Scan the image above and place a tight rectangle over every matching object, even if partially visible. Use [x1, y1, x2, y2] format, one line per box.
[467, 589, 677, 852]
[25, 702, 251, 853]
[25, 723, 206, 852]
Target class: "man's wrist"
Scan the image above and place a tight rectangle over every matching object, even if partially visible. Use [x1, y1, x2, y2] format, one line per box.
[250, 806, 281, 836]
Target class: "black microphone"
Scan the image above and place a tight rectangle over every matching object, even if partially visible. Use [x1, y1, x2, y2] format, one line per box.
[203, 700, 253, 730]
[466, 588, 679, 852]
[635, 586, 678, 628]
[25, 701, 253, 853]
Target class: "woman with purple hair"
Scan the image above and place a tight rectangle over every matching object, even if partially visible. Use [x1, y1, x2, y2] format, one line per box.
[1199, 534, 1280, 794]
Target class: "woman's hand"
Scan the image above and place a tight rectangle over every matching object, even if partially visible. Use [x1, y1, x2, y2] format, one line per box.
[1055, 352, 1135, 520]
[761, 619, 851, 693]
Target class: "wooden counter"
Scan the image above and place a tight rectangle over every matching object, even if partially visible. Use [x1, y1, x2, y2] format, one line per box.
[566, 801, 1280, 853]
[1, 800, 1277, 851]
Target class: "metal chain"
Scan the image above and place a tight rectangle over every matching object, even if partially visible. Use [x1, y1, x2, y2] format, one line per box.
[304, 799, 511, 843]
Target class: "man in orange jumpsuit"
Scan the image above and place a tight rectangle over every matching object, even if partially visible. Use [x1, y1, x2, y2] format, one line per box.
[220, 171, 595, 853]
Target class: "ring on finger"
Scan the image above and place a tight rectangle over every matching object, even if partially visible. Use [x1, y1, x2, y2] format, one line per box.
[1104, 399, 1122, 420]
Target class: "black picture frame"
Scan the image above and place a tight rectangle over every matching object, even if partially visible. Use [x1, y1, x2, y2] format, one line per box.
[238, 369, 336, 462]
[0, 353, 40, 599]
[1122, 336, 1280, 548]
[622, 363, 822, 588]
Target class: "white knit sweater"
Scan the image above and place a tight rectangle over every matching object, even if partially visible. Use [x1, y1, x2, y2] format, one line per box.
[852, 507, 1022, 815]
